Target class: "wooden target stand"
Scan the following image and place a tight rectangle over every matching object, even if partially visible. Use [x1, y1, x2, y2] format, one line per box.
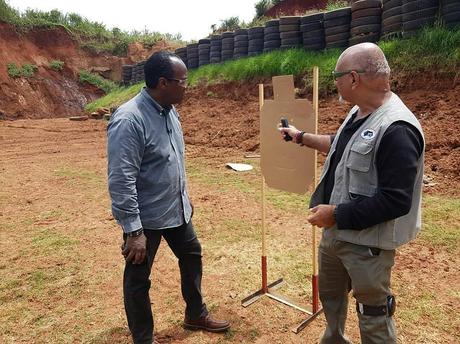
[241, 67, 323, 333]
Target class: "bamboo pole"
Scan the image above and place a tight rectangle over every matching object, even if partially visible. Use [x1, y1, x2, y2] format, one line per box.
[312, 66, 319, 312]
[259, 84, 268, 293]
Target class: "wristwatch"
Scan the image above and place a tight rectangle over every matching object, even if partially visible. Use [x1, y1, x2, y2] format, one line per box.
[127, 228, 144, 237]
[333, 205, 339, 222]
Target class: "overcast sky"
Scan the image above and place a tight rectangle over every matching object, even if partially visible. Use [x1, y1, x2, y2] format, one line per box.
[6, 0, 258, 41]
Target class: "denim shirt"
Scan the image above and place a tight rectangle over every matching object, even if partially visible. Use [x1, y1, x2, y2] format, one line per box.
[107, 87, 192, 233]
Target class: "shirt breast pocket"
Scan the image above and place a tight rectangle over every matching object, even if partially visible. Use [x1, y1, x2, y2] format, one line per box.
[346, 141, 376, 197]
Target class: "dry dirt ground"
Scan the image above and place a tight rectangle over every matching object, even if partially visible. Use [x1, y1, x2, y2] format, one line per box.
[0, 84, 459, 343]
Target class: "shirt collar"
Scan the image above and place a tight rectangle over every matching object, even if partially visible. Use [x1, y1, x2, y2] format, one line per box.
[140, 87, 172, 116]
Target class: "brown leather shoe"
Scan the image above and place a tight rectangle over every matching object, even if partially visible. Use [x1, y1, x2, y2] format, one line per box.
[184, 314, 230, 333]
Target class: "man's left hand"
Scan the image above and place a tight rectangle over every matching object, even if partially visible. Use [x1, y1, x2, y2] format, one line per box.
[308, 204, 336, 228]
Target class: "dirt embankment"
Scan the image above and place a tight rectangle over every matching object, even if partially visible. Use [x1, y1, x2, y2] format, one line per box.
[0, 22, 136, 119]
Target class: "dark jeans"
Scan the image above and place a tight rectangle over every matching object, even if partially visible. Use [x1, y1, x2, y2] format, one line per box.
[123, 221, 208, 344]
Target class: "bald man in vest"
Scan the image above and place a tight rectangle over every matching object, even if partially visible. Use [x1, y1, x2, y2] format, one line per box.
[280, 43, 424, 343]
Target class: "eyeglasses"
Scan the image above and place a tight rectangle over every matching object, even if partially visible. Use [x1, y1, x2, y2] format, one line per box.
[332, 70, 366, 81]
[166, 77, 188, 86]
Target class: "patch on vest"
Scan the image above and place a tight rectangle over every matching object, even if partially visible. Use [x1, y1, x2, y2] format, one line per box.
[360, 129, 375, 140]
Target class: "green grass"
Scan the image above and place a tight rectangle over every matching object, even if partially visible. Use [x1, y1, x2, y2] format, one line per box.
[6, 63, 21, 78]
[420, 195, 460, 251]
[49, 60, 64, 71]
[325, 0, 350, 11]
[32, 229, 79, 250]
[78, 70, 119, 94]
[380, 26, 460, 73]
[21, 63, 38, 77]
[7, 62, 38, 78]
[188, 47, 338, 90]
[85, 83, 142, 113]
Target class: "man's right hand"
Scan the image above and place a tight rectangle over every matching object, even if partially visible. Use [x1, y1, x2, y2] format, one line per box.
[278, 124, 299, 142]
[122, 233, 147, 264]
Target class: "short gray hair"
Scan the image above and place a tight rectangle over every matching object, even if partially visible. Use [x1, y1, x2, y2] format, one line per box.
[365, 55, 391, 76]
[340, 43, 391, 77]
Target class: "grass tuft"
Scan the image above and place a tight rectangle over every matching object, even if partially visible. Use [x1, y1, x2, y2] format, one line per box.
[78, 70, 119, 94]
[49, 60, 64, 71]
[7, 62, 38, 78]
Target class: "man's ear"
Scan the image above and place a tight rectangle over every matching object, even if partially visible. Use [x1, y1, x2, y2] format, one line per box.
[351, 72, 359, 88]
[157, 77, 167, 88]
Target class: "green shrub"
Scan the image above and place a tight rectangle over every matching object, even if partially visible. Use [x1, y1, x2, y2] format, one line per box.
[21, 64, 38, 77]
[0, 0, 19, 23]
[6, 62, 38, 78]
[49, 60, 64, 71]
[7, 63, 22, 78]
[255, 0, 272, 18]
[78, 70, 118, 93]
[325, 0, 349, 11]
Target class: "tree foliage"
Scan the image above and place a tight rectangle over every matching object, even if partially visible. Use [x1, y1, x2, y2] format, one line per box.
[255, 0, 272, 18]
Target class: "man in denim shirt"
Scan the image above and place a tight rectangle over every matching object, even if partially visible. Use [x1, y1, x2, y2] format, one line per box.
[107, 51, 230, 344]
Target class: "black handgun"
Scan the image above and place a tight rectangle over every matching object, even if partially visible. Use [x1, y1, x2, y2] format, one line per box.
[280, 117, 292, 141]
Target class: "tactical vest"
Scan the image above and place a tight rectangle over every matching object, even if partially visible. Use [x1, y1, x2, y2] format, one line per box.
[310, 93, 425, 249]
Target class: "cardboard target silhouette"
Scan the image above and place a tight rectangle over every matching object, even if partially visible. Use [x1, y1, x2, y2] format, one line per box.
[243, 70, 323, 333]
[260, 75, 315, 193]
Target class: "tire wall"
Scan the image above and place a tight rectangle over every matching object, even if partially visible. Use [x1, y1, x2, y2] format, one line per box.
[122, 1, 458, 84]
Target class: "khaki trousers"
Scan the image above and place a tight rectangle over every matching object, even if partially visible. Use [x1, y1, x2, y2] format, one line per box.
[318, 235, 396, 344]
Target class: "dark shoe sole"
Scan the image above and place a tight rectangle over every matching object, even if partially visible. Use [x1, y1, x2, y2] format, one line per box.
[183, 323, 230, 333]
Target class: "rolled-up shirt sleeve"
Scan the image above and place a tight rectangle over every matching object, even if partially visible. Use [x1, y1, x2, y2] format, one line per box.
[107, 117, 144, 233]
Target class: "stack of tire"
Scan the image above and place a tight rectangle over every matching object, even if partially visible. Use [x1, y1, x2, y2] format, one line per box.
[122, 64, 133, 85]
[234, 29, 249, 59]
[198, 39, 211, 67]
[279, 16, 302, 49]
[402, 0, 439, 37]
[324, 7, 352, 49]
[186, 43, 199, 69]
[248, 26, 264, 56]
[175, 47, 187, 66]
[221, 32, 234, 61]
[210, 35, 222, 64]
[132, 61, 145, 83]
[349, 0, 382, 46]
[263, 19, 281, 52]
[441, 0, 460, 28]
[300, 12, 325, 51]
[130, 64, 138, 84]
[381, 0, 403, 40]
[138, 61, 146, 83]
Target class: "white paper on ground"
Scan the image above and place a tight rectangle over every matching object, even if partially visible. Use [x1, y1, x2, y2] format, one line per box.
[226, 163, 253, 172]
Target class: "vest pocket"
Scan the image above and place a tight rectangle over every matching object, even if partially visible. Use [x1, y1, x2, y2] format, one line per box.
[346, 141, 374, 172]
[346, 141, 376, 197]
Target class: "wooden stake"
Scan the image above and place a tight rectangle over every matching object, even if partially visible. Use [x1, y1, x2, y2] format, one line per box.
[312, 66, 319, 312]
[259, 83, 268, 293]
